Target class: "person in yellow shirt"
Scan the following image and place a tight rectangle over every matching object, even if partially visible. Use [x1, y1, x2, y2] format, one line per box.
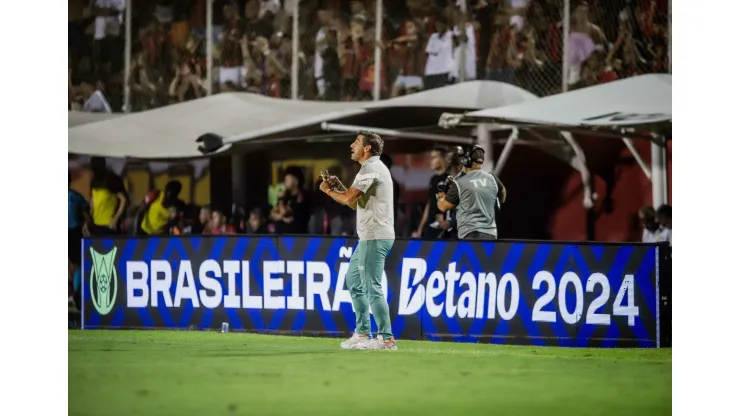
[139, 180, 185, 236]
[89, 157, 129, 235]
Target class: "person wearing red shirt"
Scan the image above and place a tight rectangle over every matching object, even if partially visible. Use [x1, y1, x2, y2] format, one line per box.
[341, 17, 373, 100]
[204, 209, 237, 234]
[389, 20, 425, 97]
[219, 2, 245, 89]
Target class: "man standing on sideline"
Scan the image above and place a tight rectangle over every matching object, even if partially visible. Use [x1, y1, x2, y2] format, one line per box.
[437, 145, 506, 240]
[412, 145, 449, 238]
[319, 131, 397, 350]
[439, 146, 465, 239]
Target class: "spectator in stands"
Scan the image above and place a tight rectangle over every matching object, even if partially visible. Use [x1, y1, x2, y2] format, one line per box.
[260, 0, 281, 20]
[638, 206, 661, 243]
[567, 1, 606, 86]
[230, 204, 248, 232]
[271, 166, 310, 233]
[205, 208, 237, 234]
[269, 197, 303, 234]
[168, 206, 191, 235]
[129, 51, 167, 111]
[424, 15, 453, 90]
[322, 29, 342, 101]
[68, 0, 671, 112]
[169, 36, 206, 103]
[389, 19, 425, 97]
[89, 157, 129, 235]
[507, 0, 530, 33]
[451, 8, 476, 83]
[350, 0, 369, 21]
[193, 204, 212, 234]
[656, 204, 671, 245]
[219, 1, 246, 90]
[244, 0, 274, 40]
[485, 18, 518, 85]
[68, 0, 90, 61]
[69, 171, 92, 310]
[514, 27, 550, 95]
[341, 16, 373, 100]
[245, 207, 269, 234]
[412, 145, 448, 238]
[606, 21, 644, 79]
[315, 8, 335, 99]
[357, 24, 386, 99]
[261, 35, 291, 97]
[81, 80, 114, 113]
[139, 180, 186, 236]
[139, 17, 171, 80]
[92, 0, 125, 73]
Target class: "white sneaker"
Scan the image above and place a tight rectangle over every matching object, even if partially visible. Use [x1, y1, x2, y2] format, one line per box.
[367, 335, 398, 351]
[340, 332, 372, 350]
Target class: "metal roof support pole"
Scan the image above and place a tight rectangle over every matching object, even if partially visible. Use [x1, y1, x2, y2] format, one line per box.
[560, 131, 594, 209]
[291, 0, 299, 100]
[206, 0, 213, 96]
[651, 140, 667, 208]
[622, 138, 652, 180]
[372, 0, 383, 101]
[457, 0, 468, 83]
[123, 0, 132, 112]
[231, 153, 247, 207]
[494, 127, 518, 177]
[321, 122, 472, 144]
[477, 124, 493, 173]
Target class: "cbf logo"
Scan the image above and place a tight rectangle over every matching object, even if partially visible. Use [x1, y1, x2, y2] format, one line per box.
[89, 247, 118, 315]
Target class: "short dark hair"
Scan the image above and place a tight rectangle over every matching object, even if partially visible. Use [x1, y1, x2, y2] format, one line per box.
[90, 156, 106, 172]
[656, 204, 671, 219]
[249, 207, 263, 217]
[165, 180, 182, 195]
[470, 147, 485, 164]
[358, 130, 384, 156]
[447, 147, 462, 168]
[432, 144, 448, 156]
[284, 166, 304, 187]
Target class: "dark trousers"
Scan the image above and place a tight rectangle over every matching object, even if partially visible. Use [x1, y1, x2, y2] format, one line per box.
[424, 73, 449, 90]
[465, 231, 497, 240]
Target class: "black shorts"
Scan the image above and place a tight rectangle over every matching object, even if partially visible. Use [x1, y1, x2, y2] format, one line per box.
[68, 227, 83, 266]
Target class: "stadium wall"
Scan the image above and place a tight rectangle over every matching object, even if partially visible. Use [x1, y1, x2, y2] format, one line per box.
[82, 236, 669, 348]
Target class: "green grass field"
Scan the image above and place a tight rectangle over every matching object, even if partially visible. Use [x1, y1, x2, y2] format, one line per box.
[68, 330, 671, 416]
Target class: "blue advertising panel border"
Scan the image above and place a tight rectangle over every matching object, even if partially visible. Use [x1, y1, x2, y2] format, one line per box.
[81, 236, 662, 348]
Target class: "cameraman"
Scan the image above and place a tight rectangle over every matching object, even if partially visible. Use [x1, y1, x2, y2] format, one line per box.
[436, 145, 506, 240]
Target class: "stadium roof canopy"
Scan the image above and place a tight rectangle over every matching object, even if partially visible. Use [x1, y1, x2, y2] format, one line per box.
[68, 111, 120, 127]
[68, 94, 365, 160]
[457, 74, 671, 140]
[68, 80, 537, 160]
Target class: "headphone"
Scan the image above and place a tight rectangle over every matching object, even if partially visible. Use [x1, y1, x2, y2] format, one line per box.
[460, 145, 485, 168]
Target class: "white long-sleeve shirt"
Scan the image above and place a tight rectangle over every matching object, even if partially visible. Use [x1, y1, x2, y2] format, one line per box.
[425, 31, 454, 76]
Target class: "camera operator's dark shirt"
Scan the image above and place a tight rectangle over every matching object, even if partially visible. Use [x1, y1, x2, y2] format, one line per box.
[427, 173, 447, 223]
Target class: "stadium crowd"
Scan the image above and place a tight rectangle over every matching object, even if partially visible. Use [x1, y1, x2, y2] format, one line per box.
[68, 0, 670, 112]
